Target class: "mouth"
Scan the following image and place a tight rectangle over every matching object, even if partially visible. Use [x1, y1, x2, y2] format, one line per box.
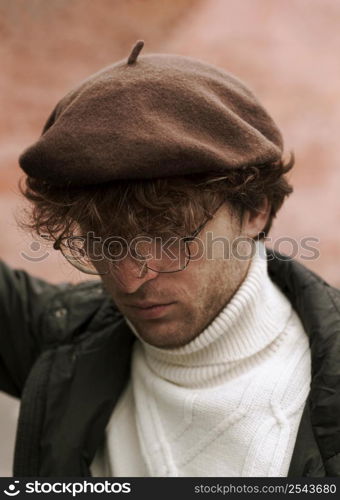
[125, 301, 177, 319]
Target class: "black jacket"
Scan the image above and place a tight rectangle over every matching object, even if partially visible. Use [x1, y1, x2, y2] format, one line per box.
[1, 249, 340, 477]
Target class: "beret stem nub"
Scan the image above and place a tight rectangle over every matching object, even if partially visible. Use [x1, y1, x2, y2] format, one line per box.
[127, 40, 145, 65]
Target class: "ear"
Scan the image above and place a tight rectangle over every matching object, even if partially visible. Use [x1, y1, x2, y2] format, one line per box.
[241, 198, 271, 239]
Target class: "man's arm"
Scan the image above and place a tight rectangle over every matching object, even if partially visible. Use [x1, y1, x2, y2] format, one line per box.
[0, 259, 69, 398]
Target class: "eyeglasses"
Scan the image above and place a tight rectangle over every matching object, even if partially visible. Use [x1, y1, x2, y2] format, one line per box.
[53, 201, 225, 277]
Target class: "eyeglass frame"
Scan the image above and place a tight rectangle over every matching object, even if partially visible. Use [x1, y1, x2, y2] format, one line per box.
[52, 200, 225, 277]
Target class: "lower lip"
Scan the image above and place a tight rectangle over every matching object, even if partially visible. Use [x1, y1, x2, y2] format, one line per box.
[129, 302, 176, 319]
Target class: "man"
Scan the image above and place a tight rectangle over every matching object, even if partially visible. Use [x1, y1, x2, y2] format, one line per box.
[1, 41, 339, 477]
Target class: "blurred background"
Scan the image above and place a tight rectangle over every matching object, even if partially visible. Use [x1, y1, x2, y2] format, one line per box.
[1, 0, 339, 476]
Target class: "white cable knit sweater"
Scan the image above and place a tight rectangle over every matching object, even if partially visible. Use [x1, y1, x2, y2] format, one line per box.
[91, 242, 311, 477]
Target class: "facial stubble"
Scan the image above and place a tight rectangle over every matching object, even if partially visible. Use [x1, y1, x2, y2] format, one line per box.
[124, 254, 250, 349]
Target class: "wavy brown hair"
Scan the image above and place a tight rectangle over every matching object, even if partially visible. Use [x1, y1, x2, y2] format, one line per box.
[17, 154, 294, 246]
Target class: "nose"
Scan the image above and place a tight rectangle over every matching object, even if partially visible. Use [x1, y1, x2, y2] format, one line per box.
[112, 257, 160, 293]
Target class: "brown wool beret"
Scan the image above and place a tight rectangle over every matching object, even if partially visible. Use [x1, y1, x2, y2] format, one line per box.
[19, 40, 284, 187]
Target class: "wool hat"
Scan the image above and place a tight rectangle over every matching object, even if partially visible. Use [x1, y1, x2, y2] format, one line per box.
[19, 40, 284, 187]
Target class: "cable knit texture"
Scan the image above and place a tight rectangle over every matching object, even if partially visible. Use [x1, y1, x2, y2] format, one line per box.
[91, 241, 311, 477]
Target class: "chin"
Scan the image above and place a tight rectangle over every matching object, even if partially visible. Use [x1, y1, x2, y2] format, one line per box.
[137, 322, 198, 349]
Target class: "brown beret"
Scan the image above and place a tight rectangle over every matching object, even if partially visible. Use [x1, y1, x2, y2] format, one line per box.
[19, 40, 284, 187]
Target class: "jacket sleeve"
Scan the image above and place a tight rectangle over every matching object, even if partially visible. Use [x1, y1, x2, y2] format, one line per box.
[0, 259, 70, 398]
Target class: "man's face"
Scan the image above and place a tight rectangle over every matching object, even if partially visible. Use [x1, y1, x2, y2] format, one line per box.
[96, 202, 268, 348]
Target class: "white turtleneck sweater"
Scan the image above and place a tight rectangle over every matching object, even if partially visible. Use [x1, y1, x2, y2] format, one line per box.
[91, 241, 311, 477]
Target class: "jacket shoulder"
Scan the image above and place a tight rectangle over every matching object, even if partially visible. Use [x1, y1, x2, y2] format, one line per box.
[266, 248, 340, 303]
[40, 277, 122, 348]
[0, 260, 81, 396]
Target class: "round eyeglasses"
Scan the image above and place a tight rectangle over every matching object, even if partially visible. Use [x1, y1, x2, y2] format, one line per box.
[52, 201, 225, 277]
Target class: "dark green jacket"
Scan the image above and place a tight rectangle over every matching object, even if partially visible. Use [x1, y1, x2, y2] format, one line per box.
[1, 249, 340, 477]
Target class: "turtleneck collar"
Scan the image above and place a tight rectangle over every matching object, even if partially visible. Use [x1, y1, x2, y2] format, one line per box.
[125, 241, 293, 387]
